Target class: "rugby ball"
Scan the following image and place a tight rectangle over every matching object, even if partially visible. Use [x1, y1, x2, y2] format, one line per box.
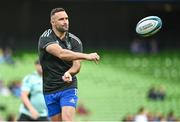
[136, 16, 162, 37]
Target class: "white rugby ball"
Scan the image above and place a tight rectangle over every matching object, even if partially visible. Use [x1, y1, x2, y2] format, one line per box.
[136, 16, 162, 37]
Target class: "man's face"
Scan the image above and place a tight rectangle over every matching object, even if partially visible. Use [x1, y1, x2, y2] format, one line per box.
[51, 11, 69, 32]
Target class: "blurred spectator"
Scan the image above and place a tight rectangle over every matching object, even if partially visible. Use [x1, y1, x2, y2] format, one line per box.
[130, 37, 159, 54]
[3, 46, 15, 65]
[149, 38, 158, 54]
[147, 85, 166, 101]
[6, 113, 16, 122]
[0, 113, 4, 121]
[130, 37, 145, 54]
[156, 85, 166, 101]
[147, 86, 158, 100]
[153, 112, 166, 121]
[146, 112, 155, 121]
[76, 102, 90, 116]
[143, 37, 159, 54]
[0, 47, 5, 64]
[17, 60, 48, 121]
[167, 111, 177, 122]
[134, 107, 148, 122]
[122, 114, 134, 121]
[8, 80, 21, 97]
[0, 79, 11, 96]
[159, 115, 167, 122]
[124, 108, 179, 122]
[76, 101, 90, 121]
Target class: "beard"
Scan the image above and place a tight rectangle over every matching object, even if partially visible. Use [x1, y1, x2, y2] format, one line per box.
[56, 25, 69, 33]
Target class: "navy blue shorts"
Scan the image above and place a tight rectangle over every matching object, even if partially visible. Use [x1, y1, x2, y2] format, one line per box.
[44, 88, 78, 117]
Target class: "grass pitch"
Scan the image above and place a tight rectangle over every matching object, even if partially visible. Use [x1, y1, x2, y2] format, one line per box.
[0, 50, 180, 121]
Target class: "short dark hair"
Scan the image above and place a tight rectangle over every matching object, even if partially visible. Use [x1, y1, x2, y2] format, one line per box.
[50, 7, 65, 17]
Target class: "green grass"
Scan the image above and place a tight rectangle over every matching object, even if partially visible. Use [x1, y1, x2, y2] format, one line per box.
[0, 50, 180, 121]
[0, 95, 21, 119]
[78, 50, 180, 120]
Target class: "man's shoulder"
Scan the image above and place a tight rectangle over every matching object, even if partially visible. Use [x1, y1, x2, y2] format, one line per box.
[23, 72, 38, 82]
[40, 29, 53, 38]
[39, 29, 55, 42]
[68, 32, 82, 45]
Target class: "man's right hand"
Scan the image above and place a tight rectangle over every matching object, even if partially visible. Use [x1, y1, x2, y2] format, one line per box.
[62, 71, 72, 83]
[87, 53, 100, 64]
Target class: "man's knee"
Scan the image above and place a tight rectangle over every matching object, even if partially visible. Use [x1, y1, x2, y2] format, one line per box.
[62, 106, 75, 121]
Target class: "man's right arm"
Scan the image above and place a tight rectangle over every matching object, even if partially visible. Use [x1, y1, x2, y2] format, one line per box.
[46, 43, 100, 62]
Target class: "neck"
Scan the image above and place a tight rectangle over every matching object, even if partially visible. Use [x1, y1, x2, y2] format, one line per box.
[53, 28, 66, 40]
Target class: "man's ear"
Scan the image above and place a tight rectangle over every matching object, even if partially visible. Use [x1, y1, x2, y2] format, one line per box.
[50, 16, 55, 25]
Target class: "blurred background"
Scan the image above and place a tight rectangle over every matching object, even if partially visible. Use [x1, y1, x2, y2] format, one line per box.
[0, 0, 180, 121]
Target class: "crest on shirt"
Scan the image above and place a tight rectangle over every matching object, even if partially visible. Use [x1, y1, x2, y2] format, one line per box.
[66, 40, 72, 50]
